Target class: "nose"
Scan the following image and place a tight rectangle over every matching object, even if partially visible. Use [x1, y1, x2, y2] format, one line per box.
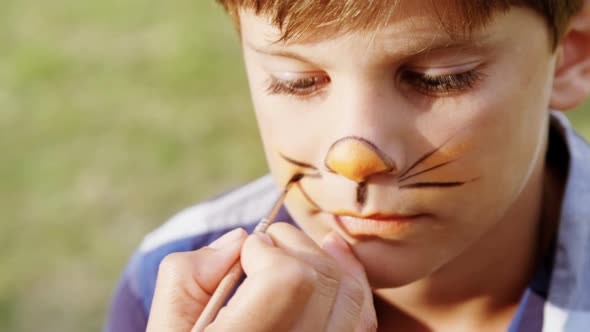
[324, 136, 396, 183]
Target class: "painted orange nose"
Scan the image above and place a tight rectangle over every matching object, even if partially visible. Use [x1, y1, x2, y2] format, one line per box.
[324, 137, 395, 183]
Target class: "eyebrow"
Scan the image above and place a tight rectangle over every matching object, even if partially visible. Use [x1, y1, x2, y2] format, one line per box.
[245, 35, 490, 65]
[403, 35, 490, 57]
[245, 41, 322, 66]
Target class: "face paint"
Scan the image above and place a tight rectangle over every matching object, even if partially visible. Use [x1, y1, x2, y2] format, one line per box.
[279, 133, 480, 214]
[356, 182, 368, 205]
[397, 137, 479, 189]
[280, 153, 318, 171]
[324, 136, 396, 183]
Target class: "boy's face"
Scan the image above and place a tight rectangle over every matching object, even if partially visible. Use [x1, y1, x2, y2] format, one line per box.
[240, 3, 558, 287]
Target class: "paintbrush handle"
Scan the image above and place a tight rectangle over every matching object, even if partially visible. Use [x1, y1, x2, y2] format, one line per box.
[253, 218, 272, 233]
[191, 180, 296, 331]
[191, 219, 271, 331]
[191, 219, 273, 331]
[191, 260, 244, 332]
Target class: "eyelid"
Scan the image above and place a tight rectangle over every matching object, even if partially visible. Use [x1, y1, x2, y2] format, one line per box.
[271, 71, 327, 80]
[400, 69, 484, 97]
[265, 73, 331, 99]
[408, 61, 482, 76]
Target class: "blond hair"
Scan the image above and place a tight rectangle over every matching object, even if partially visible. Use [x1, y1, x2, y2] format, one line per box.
[217, 0, 583, 47]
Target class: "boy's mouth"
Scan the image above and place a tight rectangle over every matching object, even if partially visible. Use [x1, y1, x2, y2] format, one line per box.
[332, 211, 430, 238]
[290, 177, 433, 238]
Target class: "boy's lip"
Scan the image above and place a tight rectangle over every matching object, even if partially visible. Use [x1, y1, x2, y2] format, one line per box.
[332, 211, 429, 237]
[333, 210, 423, 220]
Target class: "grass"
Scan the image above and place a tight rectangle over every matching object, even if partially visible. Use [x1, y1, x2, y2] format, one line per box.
[1, 1, 264, 331]
[1, 1, 589, 331]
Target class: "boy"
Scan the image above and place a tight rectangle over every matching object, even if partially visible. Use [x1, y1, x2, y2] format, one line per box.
[106, 0, 590, 331]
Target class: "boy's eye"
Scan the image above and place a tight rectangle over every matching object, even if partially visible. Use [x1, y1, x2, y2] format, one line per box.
[264, 69, 482, 99]
[266, 75, 331, 98]
[401, 70, 484, 96]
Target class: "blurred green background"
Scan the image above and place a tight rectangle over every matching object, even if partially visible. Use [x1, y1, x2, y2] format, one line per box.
[1, 1, 589, 331]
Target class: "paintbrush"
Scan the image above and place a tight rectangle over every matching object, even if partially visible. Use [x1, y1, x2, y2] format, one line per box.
[191, 174, 304, 332]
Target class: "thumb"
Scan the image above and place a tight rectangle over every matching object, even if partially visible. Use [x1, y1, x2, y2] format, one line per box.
[322, 232, 378, 332]
[146, 228, 248, 332]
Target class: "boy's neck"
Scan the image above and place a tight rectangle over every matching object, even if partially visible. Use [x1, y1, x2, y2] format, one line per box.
[373, 123, 567, 331]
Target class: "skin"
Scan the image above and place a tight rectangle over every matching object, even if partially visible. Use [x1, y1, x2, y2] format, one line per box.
[146, 1, 590, 331]
[244, 7, 552, 330]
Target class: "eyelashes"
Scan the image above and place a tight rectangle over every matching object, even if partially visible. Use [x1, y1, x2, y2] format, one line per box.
[400, 70, 484, 96]
[266, 75, 330, 98]
[265, 69, 484, 99]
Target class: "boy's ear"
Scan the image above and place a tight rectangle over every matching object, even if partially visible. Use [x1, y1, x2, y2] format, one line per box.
[550, 1, 590, 111]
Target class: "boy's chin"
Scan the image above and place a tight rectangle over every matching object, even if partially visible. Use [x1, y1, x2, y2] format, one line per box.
[352, 240, 445, 289]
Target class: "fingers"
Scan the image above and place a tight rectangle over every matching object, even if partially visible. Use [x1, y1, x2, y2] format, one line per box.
[208, 232, 317, 331]
[146, 228, 248, 332]
[208, 223, 374, 332]
[266, 222, 343, 289]
[322, 232, 378, 332]
[265, 224, 343, 330]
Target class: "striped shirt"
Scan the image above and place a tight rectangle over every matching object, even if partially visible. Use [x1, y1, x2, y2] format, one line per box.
[104, 112, 590, 332]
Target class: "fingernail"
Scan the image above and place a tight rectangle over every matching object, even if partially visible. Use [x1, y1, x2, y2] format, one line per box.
[322, 232, 365, 277]
[322, 232, 349, 252]
[209, 228, 245, 249]
[255, 232, 274, 246]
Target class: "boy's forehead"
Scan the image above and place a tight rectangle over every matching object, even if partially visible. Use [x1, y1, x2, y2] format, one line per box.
[240, 8, 494, 58]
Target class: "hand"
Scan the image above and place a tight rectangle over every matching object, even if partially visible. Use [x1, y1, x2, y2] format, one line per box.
[146, 228, 248, 332]
[212, 223, 377, 332]
[147, 223, 377, 332]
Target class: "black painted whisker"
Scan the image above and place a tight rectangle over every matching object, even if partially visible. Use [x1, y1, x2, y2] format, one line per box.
[398, 148, 438, 179]
[398, 159, 457, 183]
[399, 181, 466, 189]
[397, 135, 456, 179]
[302, 172, 322, 179]
[280, 153, 318, 170]
[356, 182, 368, 206]
[399, 177, 481, 190]
[296, 182, 323, 210]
